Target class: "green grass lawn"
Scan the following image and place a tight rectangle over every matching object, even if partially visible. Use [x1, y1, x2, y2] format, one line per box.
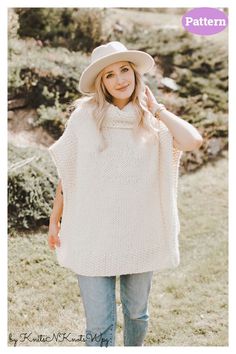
[8, 154, 228, 346]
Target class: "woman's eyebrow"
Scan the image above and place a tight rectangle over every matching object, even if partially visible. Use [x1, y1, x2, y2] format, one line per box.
[104, 65, 129, 75]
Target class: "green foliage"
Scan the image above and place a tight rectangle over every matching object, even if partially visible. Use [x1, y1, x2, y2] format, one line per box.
[71, 8, 106, 51]
[16, 8, 63, 41]
[15, 8, 107, 52]
[8, 144, 57, 231]
[33, 94, 68, 139]
[8, 8, 19, 40]
[8, 38, 88, 106]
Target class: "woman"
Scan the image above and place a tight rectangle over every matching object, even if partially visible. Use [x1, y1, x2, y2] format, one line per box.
[47, 41, 203, 347]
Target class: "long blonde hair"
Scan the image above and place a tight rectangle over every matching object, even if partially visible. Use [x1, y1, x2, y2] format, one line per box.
[72, 62, 159, 151]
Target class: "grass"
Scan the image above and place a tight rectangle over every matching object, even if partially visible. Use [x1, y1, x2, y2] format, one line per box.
[8, 153, 228, 346]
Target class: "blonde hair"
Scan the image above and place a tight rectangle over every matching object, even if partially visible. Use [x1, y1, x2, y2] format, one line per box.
[72, 62, 159, 151]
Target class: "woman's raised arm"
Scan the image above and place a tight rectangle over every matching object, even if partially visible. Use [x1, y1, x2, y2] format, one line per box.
[145, 85, 203, 151]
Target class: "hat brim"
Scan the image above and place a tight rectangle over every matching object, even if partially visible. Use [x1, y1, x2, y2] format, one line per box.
[78, 50, 154, 94]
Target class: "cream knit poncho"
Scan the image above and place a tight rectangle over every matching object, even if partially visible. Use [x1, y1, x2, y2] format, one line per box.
[48, 101, 182, 276]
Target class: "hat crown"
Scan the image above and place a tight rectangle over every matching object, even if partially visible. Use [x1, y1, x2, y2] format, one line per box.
[91, 41, 128, 63]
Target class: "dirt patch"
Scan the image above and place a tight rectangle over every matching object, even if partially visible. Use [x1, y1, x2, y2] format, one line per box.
[8, 108, 54, 148]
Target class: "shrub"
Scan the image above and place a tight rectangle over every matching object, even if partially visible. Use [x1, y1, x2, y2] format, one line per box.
[15, 8, 107, 52]
[34, 97, 68, 140]
[8, 144, 58, 231]
[8, 38, 88, 106]
[16, 8, 67, 42]
[71, 8, 106, 51]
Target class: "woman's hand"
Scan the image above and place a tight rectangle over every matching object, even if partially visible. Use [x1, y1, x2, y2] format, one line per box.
[145, 85, 159, 115]
[48, 221, 61, 250]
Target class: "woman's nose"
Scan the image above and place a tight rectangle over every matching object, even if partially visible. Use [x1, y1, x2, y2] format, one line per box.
[116, 75, 124, 85]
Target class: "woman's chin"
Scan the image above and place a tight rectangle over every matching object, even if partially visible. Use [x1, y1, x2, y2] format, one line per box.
[114, 90, 132, 100]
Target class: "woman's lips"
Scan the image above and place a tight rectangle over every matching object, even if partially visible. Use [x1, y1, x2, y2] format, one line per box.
[116, 85, 129, 91]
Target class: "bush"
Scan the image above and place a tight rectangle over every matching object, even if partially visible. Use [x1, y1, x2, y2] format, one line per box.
[8, 144, 58, 231]
[16, 8, 63, 41]
[34, 97, 68, 140]
[15, 8, 107, 52]
[8, 38, 88, 106]
[71, 8, 106, 51]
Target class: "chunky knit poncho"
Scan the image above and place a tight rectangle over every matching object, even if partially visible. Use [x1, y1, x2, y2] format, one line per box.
[48, 101, 182, 276]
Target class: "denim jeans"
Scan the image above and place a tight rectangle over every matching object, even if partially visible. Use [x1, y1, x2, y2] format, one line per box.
[77, 271, 153, 347]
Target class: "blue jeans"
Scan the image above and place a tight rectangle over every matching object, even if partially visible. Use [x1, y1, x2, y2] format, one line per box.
[77, 271, 153, 347]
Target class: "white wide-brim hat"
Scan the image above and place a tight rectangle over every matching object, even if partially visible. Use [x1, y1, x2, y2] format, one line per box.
[78, 41, 155, 94]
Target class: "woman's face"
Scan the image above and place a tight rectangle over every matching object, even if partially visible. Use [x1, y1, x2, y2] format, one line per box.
[101, 61, 135, 109]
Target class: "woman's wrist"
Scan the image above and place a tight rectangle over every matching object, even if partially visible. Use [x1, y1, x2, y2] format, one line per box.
[153, 103, 167, 119]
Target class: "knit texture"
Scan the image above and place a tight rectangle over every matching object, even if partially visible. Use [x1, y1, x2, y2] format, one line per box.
[48, 102, 182, 276]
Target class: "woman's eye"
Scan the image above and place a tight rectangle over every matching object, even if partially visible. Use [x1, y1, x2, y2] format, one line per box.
[105, 67, 128, 79]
